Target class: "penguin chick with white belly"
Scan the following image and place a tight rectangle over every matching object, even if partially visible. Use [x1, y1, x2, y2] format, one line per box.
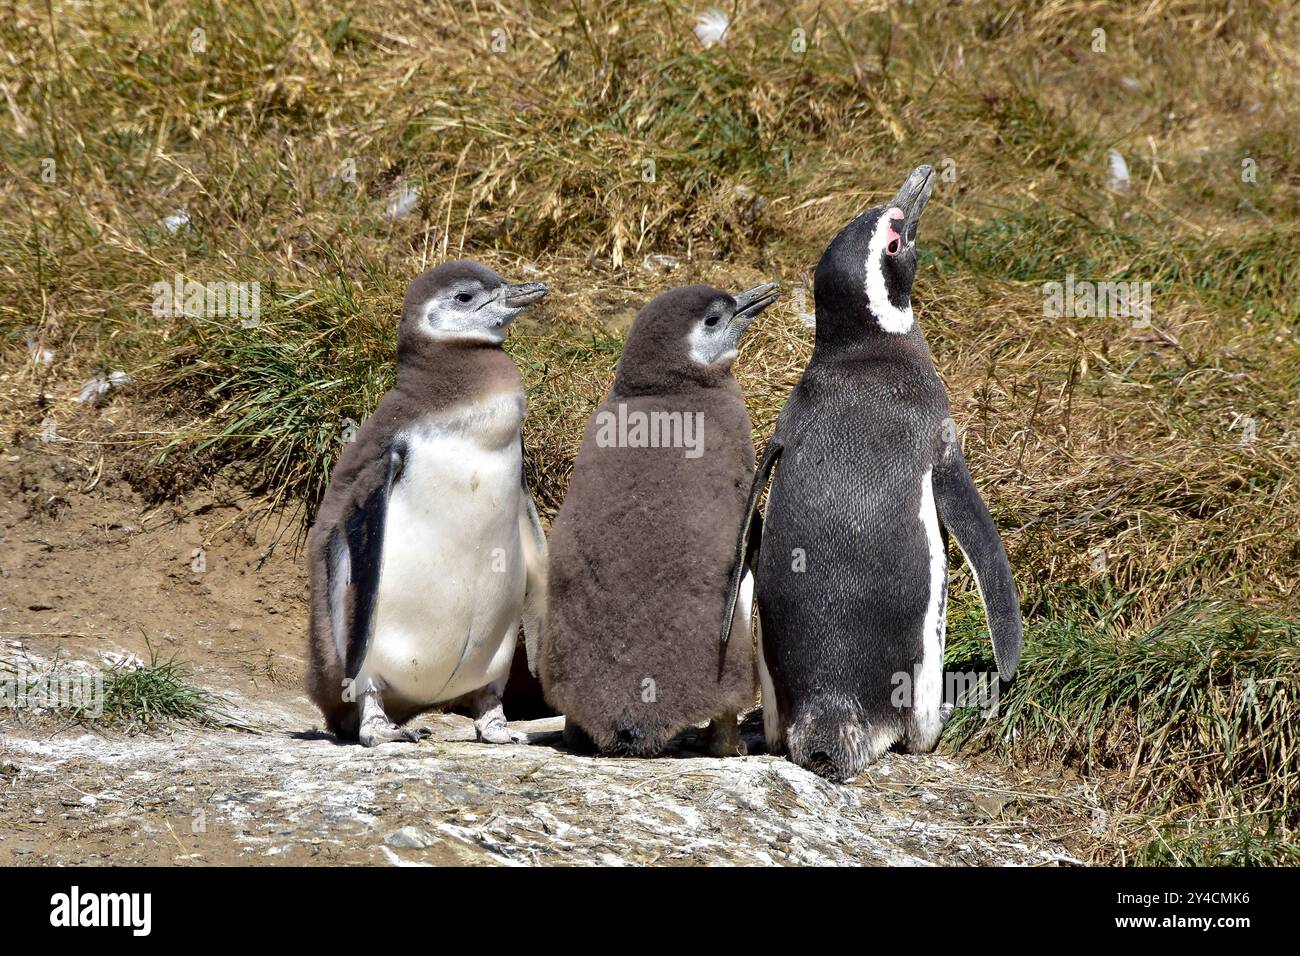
[306, 260, 549, 746]
[721, 165, 1023, 781]
[542, 282, 780, 757]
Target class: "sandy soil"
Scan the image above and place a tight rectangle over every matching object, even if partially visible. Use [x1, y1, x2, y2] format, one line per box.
[0, 374, 1117, 866]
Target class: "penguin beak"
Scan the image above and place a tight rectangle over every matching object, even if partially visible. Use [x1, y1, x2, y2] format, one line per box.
[891, 164, 935, 242]
[503, 281, 549, 309]
[729, 283, 781, 341]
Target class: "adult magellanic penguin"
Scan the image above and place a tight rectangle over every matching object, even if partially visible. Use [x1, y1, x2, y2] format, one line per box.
[542, 282, 780, 757]
[721, 166, 1022, 781]
[306, 260, 549, 746]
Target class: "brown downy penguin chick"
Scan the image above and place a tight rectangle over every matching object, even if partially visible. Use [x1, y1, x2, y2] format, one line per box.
[306, 260, 549, 746]
[541, 282, 780, 756]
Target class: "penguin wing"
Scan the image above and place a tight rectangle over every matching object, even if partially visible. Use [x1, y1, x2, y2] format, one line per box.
[932, 447, 1022, 679]
[336, 441, 407, 682]
[517, 450, 548, 678]
[720, 439, 783, 649]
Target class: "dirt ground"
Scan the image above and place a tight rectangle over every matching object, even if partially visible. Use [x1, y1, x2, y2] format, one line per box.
[0, 369, 1119, 866]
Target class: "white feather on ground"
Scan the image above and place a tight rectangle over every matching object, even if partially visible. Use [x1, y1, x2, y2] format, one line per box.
[77, 371, 132, 405]
[1106, 148, 1131, 194]
[384, 181, 420, 221]
[160, 210, 190, 233]
[26, 336, 54, 366]
[693, 8, 730, 49]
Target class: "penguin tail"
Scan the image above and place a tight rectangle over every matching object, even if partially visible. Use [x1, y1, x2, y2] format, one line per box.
[785, 698, 894, 783]
[605, 720, 665, 758]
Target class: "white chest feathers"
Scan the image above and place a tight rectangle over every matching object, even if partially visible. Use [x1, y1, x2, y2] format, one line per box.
[363, 391, 530, 703]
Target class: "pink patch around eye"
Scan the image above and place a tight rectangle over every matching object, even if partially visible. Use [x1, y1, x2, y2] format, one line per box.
[885, 218, 903, 256]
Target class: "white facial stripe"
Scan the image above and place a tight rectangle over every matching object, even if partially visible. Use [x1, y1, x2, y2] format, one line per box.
[687, 320, 735, 366]
[863, 214, 914, 334]
[421, 296, 510, 344]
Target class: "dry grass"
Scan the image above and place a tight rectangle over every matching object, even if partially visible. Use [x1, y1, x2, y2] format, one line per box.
[944, 597, 1300, 863]
[2, 0, 1297, 862]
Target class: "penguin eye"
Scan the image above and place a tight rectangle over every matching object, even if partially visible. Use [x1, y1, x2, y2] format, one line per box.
[454, 292, 474, 303]
[885, 217, 905, 257]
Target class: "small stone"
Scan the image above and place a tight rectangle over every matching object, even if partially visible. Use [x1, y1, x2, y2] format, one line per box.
[383, 826, 434, 849]
[972, 792, 1010, 819]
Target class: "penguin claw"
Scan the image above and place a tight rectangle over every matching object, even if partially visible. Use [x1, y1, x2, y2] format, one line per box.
[475, 721, 526, 745]
[359, 724, 432, 747]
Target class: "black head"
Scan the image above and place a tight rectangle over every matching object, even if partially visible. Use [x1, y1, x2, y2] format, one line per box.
[397, 259, 547, 356]
[613, 282, 780, 394]
[813, 165, 934, 346]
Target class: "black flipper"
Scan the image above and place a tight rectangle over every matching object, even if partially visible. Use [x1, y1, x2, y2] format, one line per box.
[932, 446, 1022, 679]
[720, 439, 783, 650]
[343, 441, 406, 682]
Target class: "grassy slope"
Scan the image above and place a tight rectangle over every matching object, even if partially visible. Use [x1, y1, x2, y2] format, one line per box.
[2, 0, 1297, 862]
